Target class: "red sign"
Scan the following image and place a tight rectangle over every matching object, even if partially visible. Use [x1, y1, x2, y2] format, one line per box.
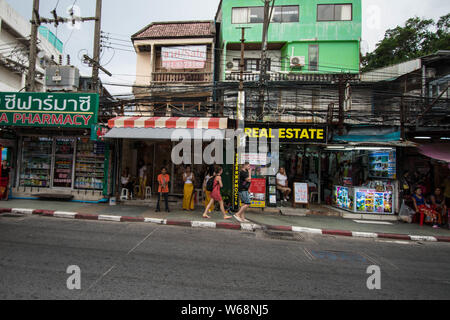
[250, 178, 266, 194]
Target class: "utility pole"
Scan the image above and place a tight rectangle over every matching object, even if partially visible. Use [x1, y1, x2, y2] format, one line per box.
[92, 0, 103, 93]
[258, 0, 273, 120]
[26, 0, 40, 92]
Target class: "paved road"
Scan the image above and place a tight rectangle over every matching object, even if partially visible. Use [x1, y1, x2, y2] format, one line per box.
[1, 214, 449, 300]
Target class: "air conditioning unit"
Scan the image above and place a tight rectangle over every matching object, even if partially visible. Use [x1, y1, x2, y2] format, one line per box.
[290, 56, 305, 68]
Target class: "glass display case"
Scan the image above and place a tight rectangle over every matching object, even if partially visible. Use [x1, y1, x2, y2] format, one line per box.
[19, 137, 52, 188]
[75, 139, 105, 190]
[53, 138, 75, 188]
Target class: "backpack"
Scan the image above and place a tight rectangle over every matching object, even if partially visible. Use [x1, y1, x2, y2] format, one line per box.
[206, 176, 215, 192]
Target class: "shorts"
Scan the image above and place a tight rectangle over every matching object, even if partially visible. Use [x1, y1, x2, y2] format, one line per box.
[239, 191, 251, 205]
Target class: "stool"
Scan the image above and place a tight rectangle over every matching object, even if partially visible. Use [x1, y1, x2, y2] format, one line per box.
[195, 189, 203, 205]
[145, 186, 152, 199]
[120, 188, 129, 201]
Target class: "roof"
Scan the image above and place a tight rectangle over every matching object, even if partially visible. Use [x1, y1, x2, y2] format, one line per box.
[132, 21, 215, 40]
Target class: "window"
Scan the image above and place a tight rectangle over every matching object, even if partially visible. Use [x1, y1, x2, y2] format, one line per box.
[317, 4, 352, 21]
[232, 58, 271, 72]
[308, 45, 319, 71]
[233, 6, 299, 24]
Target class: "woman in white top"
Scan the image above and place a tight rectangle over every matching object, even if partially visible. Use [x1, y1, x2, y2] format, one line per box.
[276, 167, 291, 201]
[182, 165, 195, 210]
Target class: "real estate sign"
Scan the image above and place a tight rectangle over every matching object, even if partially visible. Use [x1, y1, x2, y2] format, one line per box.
[161, 45, 207, 69]
[0, 92, 99, 129]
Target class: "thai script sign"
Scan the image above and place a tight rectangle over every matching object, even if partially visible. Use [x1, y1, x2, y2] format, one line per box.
[0, 92, 98, 128]
[161, 45, 207, 69]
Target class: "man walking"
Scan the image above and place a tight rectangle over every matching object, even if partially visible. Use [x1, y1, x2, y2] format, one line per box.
[235, 163, 251, 222]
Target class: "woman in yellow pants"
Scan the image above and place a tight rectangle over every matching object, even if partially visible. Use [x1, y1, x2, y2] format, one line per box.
[203, 166, 214, 213]
[182, 166, 195, 211]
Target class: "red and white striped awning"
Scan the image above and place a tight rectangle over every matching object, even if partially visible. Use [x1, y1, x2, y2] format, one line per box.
[108, 117, 228, 129]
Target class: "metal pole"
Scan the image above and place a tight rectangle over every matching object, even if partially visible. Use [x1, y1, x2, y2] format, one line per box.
[26, 0, 40, 92]
[258, 0, 271, 119]
[92, 0, 102, 93]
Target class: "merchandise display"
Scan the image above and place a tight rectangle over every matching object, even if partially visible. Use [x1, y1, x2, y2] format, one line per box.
[53, 138, 74, 188]
[19, 137, 52, 187]
[368, 151, 396, 179]
[75, 139, 105, 190]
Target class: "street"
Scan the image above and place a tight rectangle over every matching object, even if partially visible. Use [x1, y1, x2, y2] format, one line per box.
[1, 214, 449, 300]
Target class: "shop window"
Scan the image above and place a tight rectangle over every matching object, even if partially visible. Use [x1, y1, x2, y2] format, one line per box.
[19, 137, 52, 188]
[317, 4, 352, 21]
[75, 139, 106, 190]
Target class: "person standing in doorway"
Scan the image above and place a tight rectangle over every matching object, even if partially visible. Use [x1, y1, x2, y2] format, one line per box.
[182, 165, 195, 211]
[156, 167, 170, 212]
[203, 165, 214, 214]
[235, 163, 252, 222]
[203, 166, 232, 220]
[138, 160, 147, 199]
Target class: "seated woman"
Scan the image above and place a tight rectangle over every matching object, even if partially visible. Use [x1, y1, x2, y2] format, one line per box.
[412, 187, 440, 228]
[430, 187, 447, 227]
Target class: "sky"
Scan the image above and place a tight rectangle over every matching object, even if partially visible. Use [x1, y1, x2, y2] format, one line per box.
[6, 0, 450, 96]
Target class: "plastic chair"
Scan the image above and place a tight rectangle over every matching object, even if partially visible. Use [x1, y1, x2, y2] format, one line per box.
[120, 188, 129, 201]
[145, 186, 152, 199]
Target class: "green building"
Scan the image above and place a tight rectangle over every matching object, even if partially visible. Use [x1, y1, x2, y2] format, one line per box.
[216, 0, 362, 81]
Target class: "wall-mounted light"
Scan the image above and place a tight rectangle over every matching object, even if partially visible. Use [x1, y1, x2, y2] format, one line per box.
[414, 136, 432, 140]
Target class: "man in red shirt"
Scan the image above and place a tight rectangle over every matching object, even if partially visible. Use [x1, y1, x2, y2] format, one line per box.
[156, 167, 170, 212]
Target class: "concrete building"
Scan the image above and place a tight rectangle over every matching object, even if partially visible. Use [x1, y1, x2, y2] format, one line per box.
[0, 0, 62, 92]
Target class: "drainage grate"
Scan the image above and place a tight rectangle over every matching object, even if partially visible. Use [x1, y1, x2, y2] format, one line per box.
[262, 230, 305, 242]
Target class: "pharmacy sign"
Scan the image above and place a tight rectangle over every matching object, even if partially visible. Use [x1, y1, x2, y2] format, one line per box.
[0, 92, 99, 128]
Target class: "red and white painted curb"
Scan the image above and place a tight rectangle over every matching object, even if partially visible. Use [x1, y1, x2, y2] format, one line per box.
[266, 224, 450, 243]
[0, 208, 260, 232]
[1, 207, 449, 243]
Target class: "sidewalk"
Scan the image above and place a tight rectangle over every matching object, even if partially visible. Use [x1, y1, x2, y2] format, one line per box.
[1, 199, 449, 242]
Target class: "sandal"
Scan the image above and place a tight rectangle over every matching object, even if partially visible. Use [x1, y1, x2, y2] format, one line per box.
[203, 214, 211, 219]
[223, 215, 232, 220]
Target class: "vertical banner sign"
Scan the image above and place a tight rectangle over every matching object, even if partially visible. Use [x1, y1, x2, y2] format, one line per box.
[0, 92, 99, 128]
[161, 45, 207, 69]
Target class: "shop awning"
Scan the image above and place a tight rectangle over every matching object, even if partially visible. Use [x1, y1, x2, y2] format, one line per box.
[105, 117, 229, 140]
[333, 127, 401, 143]
[108, 117, 228, 129]
[417, 143, 450, 163]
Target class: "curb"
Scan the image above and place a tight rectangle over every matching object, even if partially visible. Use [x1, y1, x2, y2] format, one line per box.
[0, 207, 261, 232]
[1, 207, 449, 243]
[260, 223, 450, 243]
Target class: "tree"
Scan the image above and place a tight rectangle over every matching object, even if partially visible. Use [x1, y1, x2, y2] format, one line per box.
[362, 14, 450, 72]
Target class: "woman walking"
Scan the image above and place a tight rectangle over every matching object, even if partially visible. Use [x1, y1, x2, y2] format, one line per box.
[203, 165, 214, 214]
[203, 166, 232, 220]
[182, 165, 195, 211]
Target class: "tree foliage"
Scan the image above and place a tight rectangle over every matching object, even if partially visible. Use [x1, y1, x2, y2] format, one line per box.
[362, 14, 450, 72]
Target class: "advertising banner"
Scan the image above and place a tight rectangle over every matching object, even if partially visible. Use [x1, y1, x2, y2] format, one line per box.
[161, 45, 207, 69]
[244, 124, 327, 144]
[0, 92, 99, 129]
[249, 178, 266, 208]
[294, 182, 309, 204]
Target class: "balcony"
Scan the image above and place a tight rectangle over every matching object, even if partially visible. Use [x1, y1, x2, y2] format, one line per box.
[151, 72, 213, 84]
[224, 72, 361, 83]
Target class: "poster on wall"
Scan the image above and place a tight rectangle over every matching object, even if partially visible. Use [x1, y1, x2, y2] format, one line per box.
[294, 182, 309, 204]
[249, 178, 266, 208]
[355, 188, 393, 214]
[161, 45, 207, 69]
[368, 151, 396, 179]
[335, 186, 352, 210]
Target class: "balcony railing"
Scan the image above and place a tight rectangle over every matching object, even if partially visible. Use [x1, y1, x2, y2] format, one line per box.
[224, 72, 361, 82]
[152, 72, 213, 83]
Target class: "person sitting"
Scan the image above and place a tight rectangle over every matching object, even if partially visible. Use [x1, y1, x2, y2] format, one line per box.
[412, 187, 440, 228]
[430, 187, 447, 227]
[276, 167, 291, 201]
[121, 168, 133, 199]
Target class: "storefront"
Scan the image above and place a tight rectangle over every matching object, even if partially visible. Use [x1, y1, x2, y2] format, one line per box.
[105, 116, 230, 201]
[0, 92, 110, 201]
[235, 123, 328, 208]
[327, 146, 398, 215]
